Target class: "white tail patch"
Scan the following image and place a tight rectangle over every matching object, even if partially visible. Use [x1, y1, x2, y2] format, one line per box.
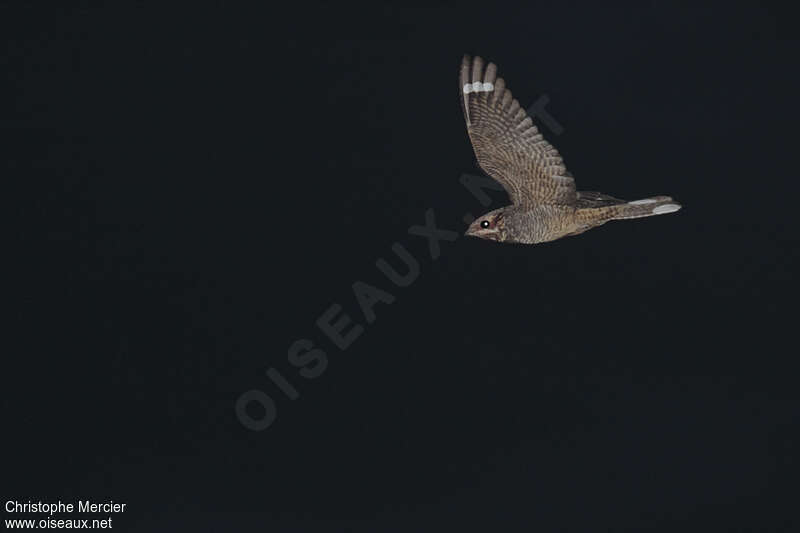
[652, 204, 681, 215]
[463, 82, 494, 94]
[629, 198, 657, 205]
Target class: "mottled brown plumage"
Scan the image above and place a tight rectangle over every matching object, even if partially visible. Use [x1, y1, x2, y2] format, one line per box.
[460, 55, 681, 244]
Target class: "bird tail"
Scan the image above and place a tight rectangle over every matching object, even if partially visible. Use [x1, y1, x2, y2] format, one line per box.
[603, 196, 682, 220]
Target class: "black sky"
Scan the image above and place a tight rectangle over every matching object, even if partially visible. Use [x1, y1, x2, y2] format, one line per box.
[7, 2, 800, 531]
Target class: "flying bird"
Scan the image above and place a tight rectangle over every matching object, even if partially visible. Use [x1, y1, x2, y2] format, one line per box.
[460, 55, 681, 244]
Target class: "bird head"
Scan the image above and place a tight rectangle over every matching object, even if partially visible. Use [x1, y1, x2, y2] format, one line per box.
[465, 208, 507, 242]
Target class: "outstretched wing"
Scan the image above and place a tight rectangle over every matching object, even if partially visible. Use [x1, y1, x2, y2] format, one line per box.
[460, 55, 576, 206]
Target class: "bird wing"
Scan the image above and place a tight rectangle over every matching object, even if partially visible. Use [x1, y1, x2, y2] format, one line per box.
[460, 55, 576, 206]
[574, 190, 627, 208]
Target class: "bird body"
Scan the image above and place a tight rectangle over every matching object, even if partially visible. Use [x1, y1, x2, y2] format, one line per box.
[475, 205, 575, 244]
[460, 55, 681, 244]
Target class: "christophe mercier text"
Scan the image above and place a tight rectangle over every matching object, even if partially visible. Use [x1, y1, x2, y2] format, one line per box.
[5, 500, 125, 528]
[6, 501, 125, 514]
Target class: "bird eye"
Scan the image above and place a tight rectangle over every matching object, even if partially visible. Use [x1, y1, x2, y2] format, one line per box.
[480, 220, 490, 229]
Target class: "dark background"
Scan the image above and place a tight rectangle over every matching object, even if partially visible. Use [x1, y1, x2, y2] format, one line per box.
[6, 2, 799, 531]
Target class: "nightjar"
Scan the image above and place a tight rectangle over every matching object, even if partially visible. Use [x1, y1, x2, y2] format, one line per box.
[460, 55, 681, 244]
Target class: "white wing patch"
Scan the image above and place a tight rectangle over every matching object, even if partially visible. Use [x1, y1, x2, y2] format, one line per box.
[463, 82, 494, 94]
